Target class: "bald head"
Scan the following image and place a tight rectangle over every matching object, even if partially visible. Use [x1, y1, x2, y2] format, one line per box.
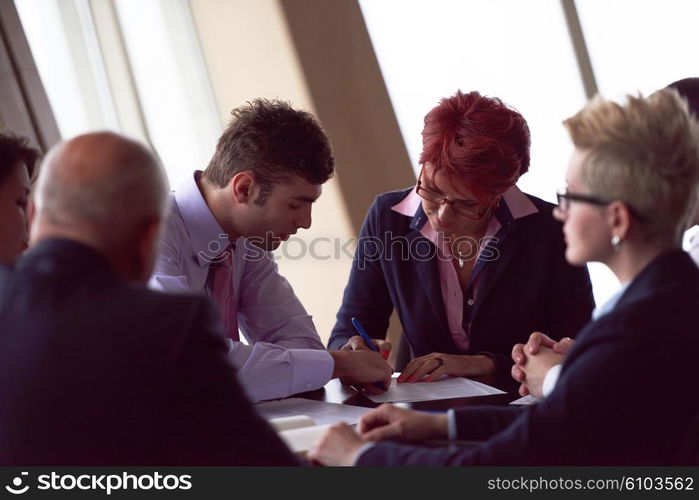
[33, 132, 169, 282]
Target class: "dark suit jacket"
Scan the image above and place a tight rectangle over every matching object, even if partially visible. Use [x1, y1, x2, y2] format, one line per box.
[329, 189, 594, 384]
[0, 239, 297, 465]
[359, 250, 699, 465]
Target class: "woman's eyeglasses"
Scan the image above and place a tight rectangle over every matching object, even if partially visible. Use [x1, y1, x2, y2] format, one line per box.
[415, 169, 496, 220]
[555, 189, 611, 214]
[556, 189, 645, 222]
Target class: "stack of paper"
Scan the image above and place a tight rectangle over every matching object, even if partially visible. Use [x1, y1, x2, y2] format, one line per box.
[256, 398, 372, 454]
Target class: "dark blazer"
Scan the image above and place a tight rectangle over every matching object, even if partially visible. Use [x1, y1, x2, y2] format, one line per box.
[329, 188, 595, 384]
[359, 250, 699, 465]
[0, 239, 297, 465]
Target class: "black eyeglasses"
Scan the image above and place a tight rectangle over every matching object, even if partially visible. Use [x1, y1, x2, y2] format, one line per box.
[556, 189, 645, 221]
[555, 189, 611, 213]
[416, 168, 495, 220]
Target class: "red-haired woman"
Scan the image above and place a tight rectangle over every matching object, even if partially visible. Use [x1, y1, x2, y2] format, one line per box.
[328, 90, 595, 390]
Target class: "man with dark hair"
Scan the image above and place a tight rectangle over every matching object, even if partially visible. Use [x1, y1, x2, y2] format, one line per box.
[205, 99, 334, 204]
[150, 99, 392, 403]
[0, 132, 39, 264]
[0, 132, 298, 465]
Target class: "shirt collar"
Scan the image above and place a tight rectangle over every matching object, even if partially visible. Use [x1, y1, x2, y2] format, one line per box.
[592, 282, 630, 320]
[501, 184, 539, 219]
[174, 171, 232, 267]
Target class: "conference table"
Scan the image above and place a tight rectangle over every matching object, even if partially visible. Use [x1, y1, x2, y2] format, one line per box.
[280, 376, 523, 455]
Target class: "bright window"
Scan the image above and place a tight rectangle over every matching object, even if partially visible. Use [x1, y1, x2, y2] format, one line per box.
[576, 0, 699, 99]
[15, 0, 119, 138]
[114, 0, 221, 189]
[359, 0, 585, 203]
[16, 0, 221, 190]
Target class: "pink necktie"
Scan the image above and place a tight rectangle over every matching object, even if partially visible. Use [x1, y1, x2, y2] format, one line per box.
[210, 246, 239, 341]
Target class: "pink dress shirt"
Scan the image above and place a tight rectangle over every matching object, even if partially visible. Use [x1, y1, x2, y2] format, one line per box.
[149, 171, 333, 402]
[390, 185, 539, 351]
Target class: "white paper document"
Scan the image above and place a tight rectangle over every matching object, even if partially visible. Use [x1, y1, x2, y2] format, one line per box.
[509, 394, 540, 405]
[366, 375, 505, 403]
[255, 398, 372, 426]
[266, 415, 317, 432]
[276, 424, 332, 454]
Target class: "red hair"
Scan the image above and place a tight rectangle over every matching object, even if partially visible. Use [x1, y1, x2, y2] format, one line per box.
[419, 90, 530, 202]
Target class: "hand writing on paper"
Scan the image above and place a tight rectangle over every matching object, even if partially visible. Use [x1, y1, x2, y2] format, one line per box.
[329, 350, 392, 395]
[339, 336, 393, 394]
[341, 335, 392, 358]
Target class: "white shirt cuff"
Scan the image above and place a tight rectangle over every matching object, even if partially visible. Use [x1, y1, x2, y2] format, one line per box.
[232, 342, 333, 402]
[287, 348, 334, 395]
[542, 363, 562, 399]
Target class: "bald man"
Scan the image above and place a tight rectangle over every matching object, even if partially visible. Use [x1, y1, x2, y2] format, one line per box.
[0, 132, 297, 465]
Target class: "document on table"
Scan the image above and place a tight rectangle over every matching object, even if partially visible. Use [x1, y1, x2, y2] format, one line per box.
[509, 394, 540, 405]
[366, 375, 505, 403]
[255, 398, 371, 426]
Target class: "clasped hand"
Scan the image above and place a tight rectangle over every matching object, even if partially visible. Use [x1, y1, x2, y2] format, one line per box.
[510, 331, 574, 398]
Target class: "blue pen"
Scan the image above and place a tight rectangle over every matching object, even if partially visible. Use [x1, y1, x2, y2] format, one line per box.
[351, 317, 389, 392]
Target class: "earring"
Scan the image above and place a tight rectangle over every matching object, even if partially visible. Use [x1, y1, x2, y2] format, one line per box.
[611, 235, 621, 251]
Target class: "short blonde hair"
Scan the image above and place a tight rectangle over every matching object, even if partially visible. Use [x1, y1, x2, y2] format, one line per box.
[564, 89, 699, 242]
